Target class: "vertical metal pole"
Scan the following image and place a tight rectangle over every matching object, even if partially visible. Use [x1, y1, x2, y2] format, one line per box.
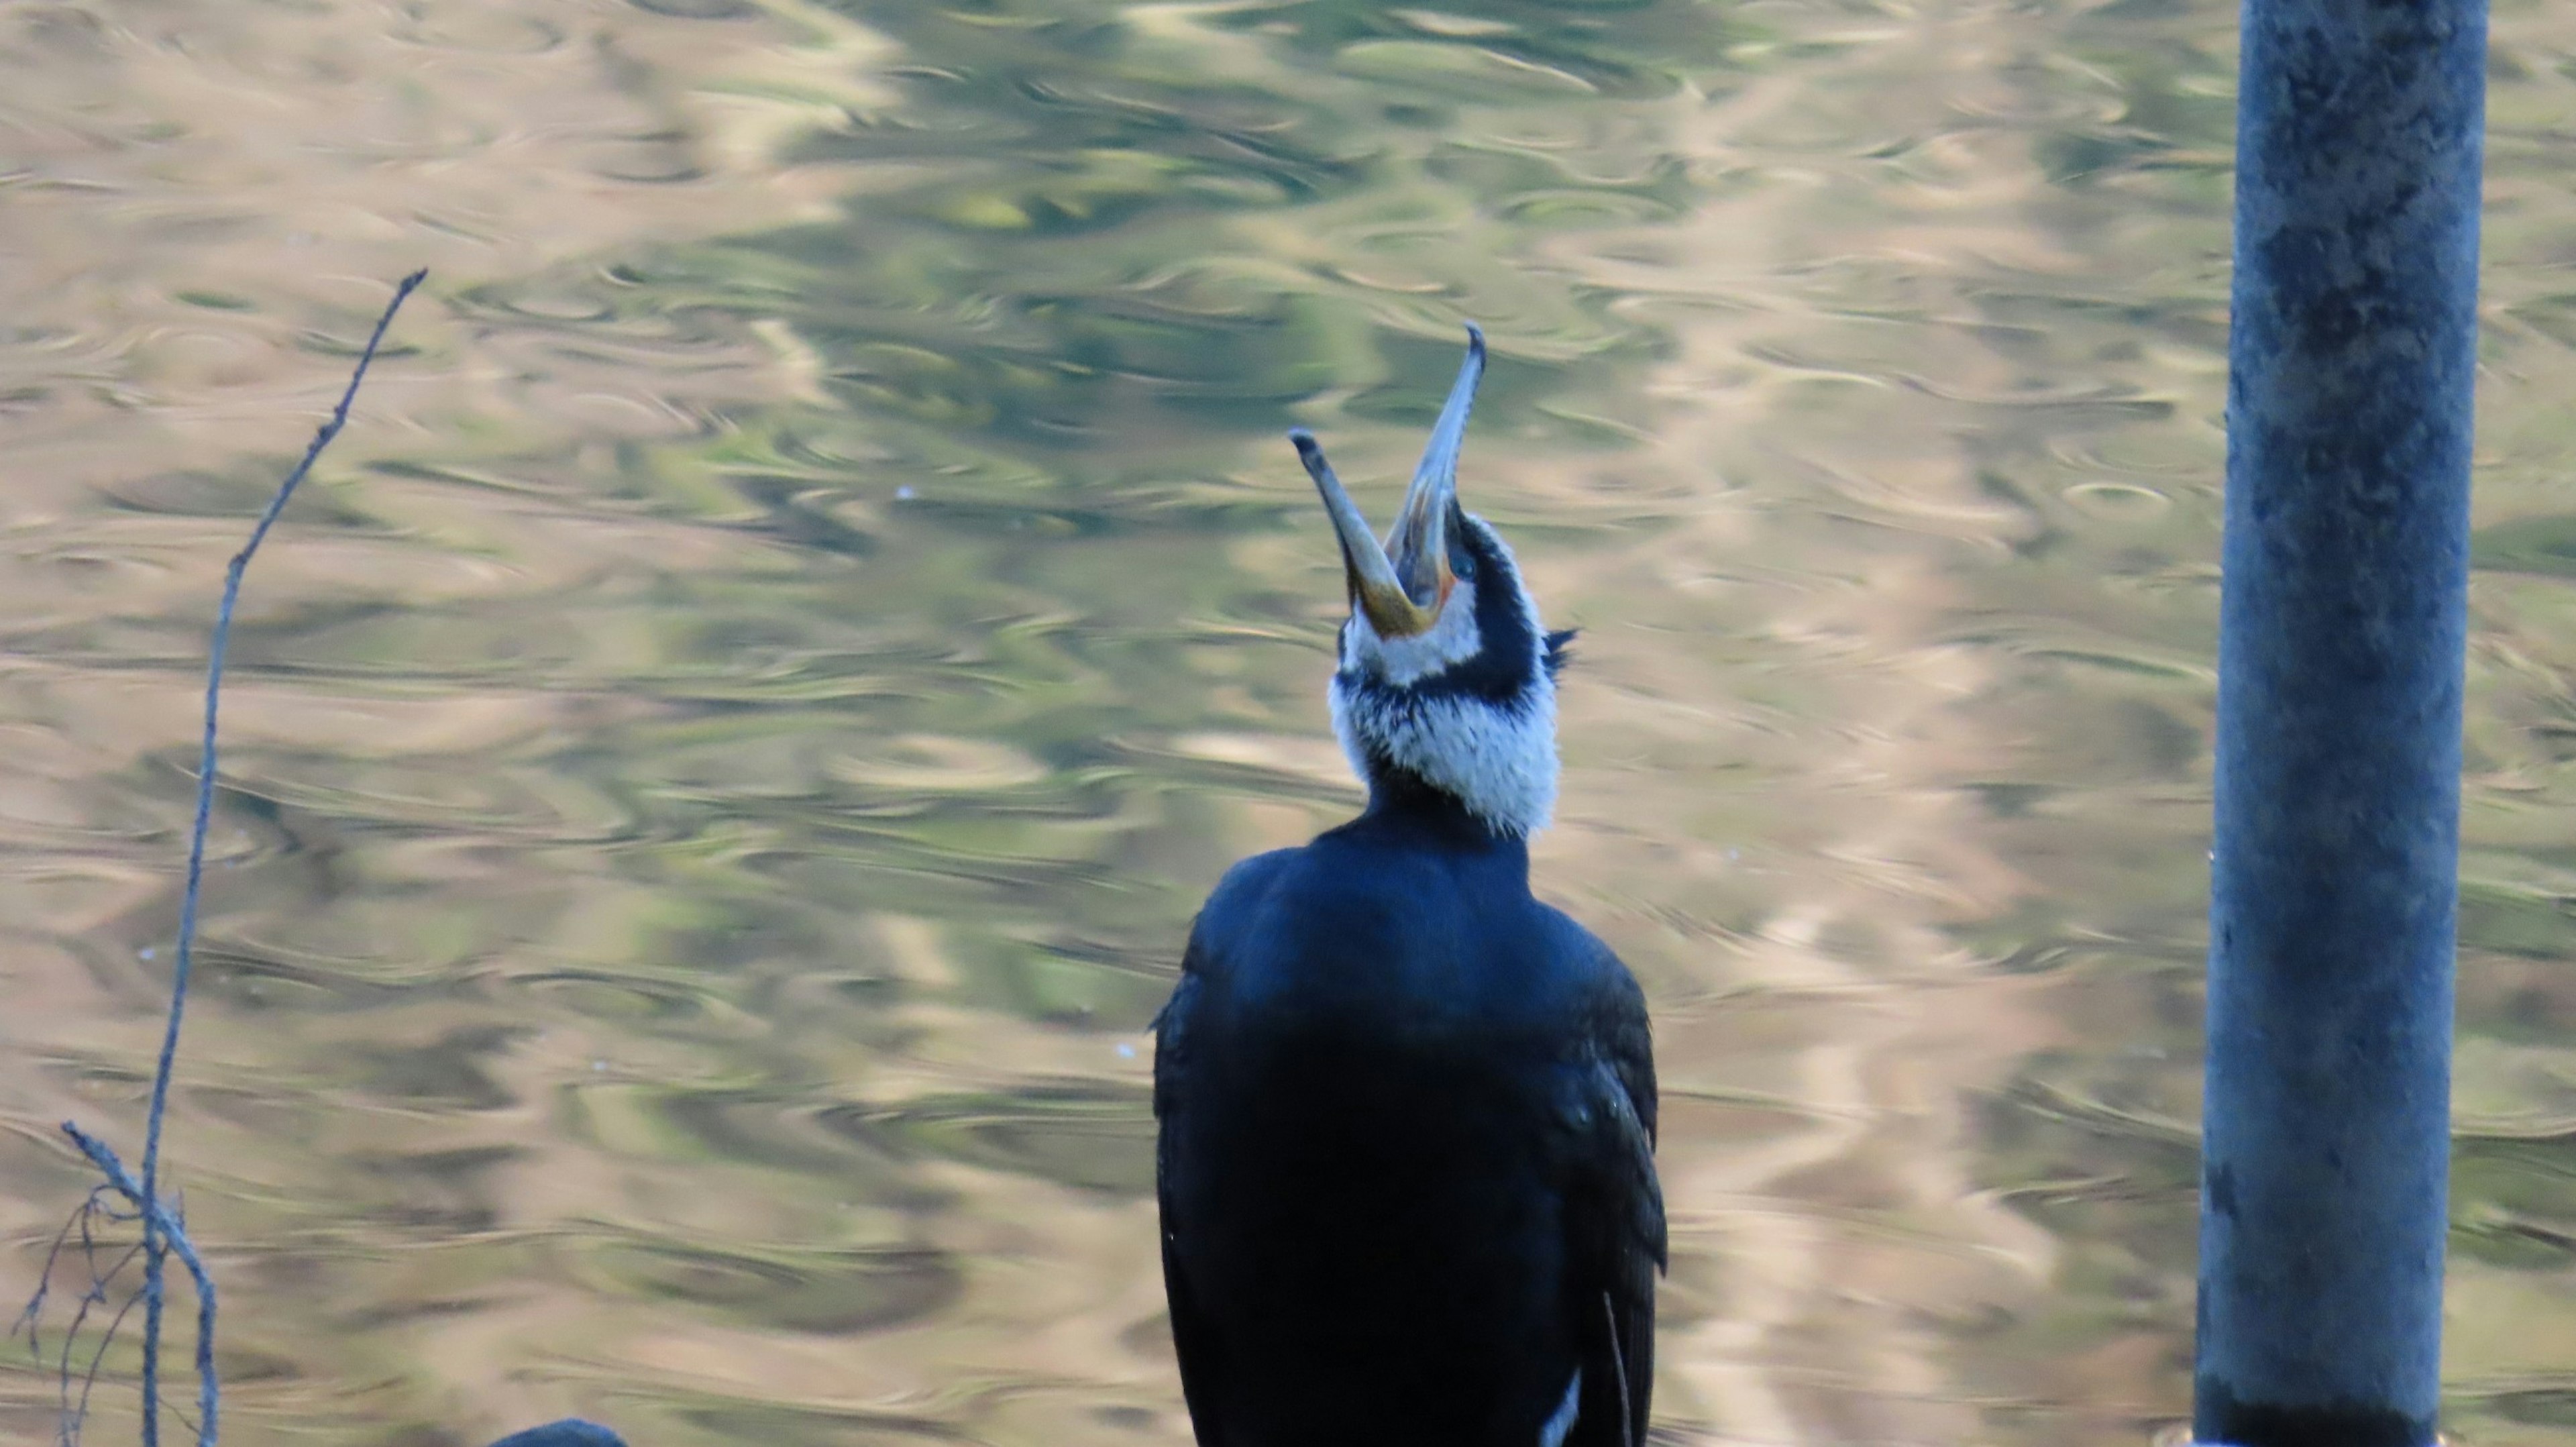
[2197, 0, 2486, 1444]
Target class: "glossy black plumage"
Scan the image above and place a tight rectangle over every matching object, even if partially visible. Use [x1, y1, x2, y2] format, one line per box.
[1154, 787, 1663, 1446]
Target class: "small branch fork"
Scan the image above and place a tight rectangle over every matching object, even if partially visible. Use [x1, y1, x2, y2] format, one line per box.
[13, 270, 427, 1447]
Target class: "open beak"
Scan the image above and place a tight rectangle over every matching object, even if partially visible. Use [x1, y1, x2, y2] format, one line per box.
[1291, 324, 1484, 639]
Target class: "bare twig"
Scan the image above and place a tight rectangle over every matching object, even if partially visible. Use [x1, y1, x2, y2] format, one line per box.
[13, 1185, 116, 1359]
[139, 266, 424, 1447]
[64, 1126, 220, 1447]
[69, 1277, 140, 1447]
[17, 269, 426, 1447]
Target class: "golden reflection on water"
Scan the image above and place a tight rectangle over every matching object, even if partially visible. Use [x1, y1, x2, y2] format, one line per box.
[7, 0, 2576, 1444]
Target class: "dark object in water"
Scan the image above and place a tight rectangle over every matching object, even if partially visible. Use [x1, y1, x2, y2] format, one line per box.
[1153, 327, 1664, 1446]
[486, 1422, 628, 1447]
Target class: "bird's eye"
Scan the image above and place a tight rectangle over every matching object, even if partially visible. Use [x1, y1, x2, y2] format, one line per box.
[1450, 537, 1476, 580]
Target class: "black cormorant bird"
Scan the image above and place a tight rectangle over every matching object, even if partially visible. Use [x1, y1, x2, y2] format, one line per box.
[1153, 327, 1666, 1447]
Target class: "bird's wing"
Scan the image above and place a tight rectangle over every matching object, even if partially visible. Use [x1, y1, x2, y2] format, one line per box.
[1153, 932, 1222, 1443]
[1152, 849, 1298, 1446]
[1565, 959, 1664, 1447]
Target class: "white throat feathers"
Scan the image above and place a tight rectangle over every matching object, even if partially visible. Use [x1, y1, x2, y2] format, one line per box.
[1294, 323, 1564, 839]
[1327, 521, 1561, 837]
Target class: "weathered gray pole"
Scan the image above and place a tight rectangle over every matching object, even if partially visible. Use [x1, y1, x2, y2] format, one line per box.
[2196, 0, 2485, 1443]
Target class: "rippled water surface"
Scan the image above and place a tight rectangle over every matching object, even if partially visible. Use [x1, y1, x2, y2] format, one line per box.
[6, 0, 2576, 1443]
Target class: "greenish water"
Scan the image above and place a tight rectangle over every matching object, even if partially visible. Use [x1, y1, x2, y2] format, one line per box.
[4, 0, 2576, 1444]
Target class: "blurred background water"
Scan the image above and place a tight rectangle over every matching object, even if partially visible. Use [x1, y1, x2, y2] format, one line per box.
[3, 0, 2576, 1443]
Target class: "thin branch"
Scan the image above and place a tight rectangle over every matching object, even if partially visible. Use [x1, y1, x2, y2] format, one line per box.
[62, 1126, 219, 1447]
[13, 1186, 116, 1360]
[13, 269, 426, 1447]
[137, 266, 423, 1447]
[58, 1239, 144, 1428]
[68, 1287, 141, 1447]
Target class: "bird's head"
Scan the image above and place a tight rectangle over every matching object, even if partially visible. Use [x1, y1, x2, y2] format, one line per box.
[1291, 325, 1569, 838]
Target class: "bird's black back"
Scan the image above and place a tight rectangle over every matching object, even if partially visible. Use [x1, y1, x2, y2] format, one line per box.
[1154, 792, 1664, 1446]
